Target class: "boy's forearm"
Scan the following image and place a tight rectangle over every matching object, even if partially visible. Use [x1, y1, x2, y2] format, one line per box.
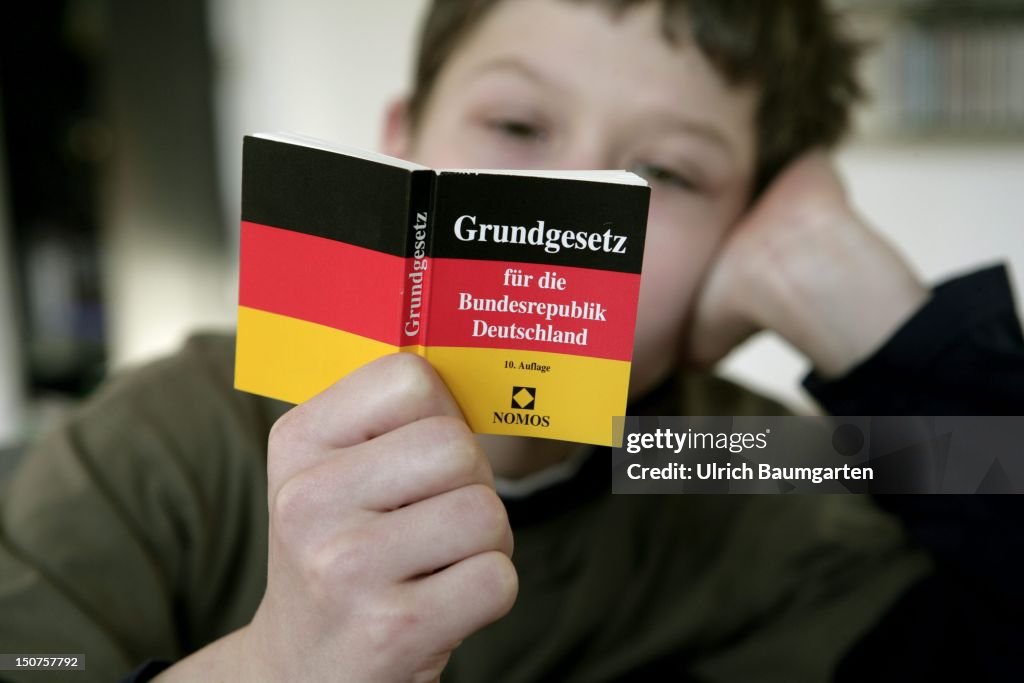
[743, 209, 929, 378]
[688, 152, 930, 376]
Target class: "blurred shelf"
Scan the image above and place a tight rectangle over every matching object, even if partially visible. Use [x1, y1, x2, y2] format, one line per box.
[839, 0, 1024, 141]
[838, 0, 1024, 20]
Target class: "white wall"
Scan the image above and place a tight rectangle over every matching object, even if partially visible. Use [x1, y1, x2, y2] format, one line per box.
[210, 0, 428, 235]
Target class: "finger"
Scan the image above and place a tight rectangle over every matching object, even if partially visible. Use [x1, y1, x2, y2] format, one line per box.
[273, 415, 493, 519]
[401, 551, 518, 650]
[286, 353, 463, 446]
[366, 483, 512, 582]
[267, 353, 463, 497]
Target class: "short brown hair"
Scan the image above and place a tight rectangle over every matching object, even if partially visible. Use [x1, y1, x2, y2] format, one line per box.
[408, 0, 864, 191]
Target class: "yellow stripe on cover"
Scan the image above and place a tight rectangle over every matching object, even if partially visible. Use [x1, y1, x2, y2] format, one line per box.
[425, 346, 630, 447]
[237, 306, 630, 446]
[236, 306, 400, 405]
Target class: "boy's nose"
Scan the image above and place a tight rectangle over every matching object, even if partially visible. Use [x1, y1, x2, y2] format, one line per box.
[555, 132, 615, 171]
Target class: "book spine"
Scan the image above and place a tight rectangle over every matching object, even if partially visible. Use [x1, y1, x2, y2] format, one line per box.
[400, 170, 436, 353]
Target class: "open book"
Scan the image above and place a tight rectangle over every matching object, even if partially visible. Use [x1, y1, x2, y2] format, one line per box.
[235, 132, 650, 446]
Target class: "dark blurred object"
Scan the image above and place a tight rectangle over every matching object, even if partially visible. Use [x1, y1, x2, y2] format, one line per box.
[0, 0, 107, 396]
[0, 0, 225, 400]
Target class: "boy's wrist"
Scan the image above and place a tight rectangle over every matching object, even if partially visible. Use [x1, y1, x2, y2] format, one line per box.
[152, 625, 266, 683]
[749, 210, 928, 378]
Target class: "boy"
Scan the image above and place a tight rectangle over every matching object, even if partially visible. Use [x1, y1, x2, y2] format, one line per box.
[2, 1, 1021, 681]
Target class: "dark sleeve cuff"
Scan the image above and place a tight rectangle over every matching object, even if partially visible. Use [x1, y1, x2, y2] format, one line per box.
[119, 659, 173, 683]
[803, 264, 1022, 415]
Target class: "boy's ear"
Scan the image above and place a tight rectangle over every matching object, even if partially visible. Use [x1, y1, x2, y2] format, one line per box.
[381, 97, 413, 159]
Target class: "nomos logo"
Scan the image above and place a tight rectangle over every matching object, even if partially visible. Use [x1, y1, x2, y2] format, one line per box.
[511, 386, 536, 410]
[495, 386, 550, 427]
[492, 411, 551, 428]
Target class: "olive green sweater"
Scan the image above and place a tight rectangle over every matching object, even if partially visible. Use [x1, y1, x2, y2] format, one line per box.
[0, 334, 929, 682]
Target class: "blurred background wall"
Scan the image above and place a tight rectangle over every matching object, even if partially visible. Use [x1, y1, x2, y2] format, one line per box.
[0, 0, 1022, 466]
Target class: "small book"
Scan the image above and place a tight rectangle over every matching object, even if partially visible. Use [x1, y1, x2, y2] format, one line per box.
[235, 132, 650, 446]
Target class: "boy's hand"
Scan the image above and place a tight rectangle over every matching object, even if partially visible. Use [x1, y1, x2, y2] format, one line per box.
[156, 354, 517, 683]
[687, 151, 929, 378]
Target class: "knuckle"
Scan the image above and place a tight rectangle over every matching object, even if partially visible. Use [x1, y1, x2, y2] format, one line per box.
[424, 416, 490, 483]
[267, 409, 298, 453]
[303, 529, 374, 593]
[267, 405, 318, 456]
[356, 593, 446, 670]
[363, 601, 422, 653]
[385, 350, 432, 374]
[477, 552, 519, 617]
[386, 353, 437, 400]
[461, 484, 509, 536]
[428, 413, 474, 441]
[431, 416, 477, 459]
[271, 474, 312, 533]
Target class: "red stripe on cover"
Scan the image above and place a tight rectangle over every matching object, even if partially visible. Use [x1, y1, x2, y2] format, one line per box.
[424, 258, 640, 361]
[239, 221, 406, 345]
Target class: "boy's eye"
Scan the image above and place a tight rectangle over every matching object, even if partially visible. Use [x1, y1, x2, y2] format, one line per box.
[486, 119, 544, 141]
[632, 162, 695, 192]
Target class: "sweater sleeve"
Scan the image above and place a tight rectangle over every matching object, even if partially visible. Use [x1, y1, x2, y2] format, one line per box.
[802, 265, 1024, 680]
[0, 335, 277, 682]
[803, 264, 1024, 416]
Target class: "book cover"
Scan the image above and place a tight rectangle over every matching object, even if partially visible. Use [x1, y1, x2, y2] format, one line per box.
[236, 133, 650, 446]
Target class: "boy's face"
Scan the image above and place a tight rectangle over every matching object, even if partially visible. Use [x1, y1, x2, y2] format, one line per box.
[387, 0, 758, 396]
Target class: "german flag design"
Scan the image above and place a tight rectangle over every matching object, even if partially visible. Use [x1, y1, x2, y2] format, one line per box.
[236, 135, 649, 446]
